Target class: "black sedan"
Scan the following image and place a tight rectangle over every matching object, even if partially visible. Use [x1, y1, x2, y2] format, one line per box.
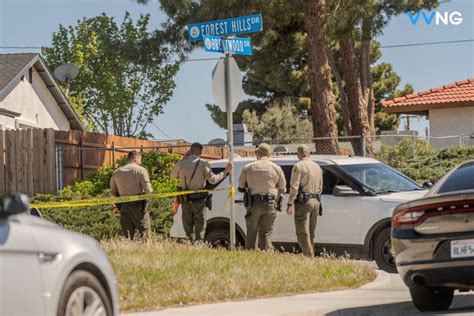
[392, 160, 474, 312]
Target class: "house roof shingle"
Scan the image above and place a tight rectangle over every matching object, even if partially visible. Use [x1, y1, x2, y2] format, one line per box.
[0, 53, 85, 131]
[382, 78, 474, 114]
[0, 53, 38, 92]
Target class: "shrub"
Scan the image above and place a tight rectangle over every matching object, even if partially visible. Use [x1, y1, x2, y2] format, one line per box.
[34, 152, 181, 240]
[375, 138, 437, 169]
[375, 140, 474, 184]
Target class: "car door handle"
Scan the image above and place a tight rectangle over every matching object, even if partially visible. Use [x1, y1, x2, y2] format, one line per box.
[235, 199, 244, 204]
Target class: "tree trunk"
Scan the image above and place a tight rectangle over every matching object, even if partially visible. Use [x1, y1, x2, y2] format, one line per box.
[339, 33, 372, 156]
[328, 49, 352, 135]
[305, 0, 340, 155]
[361, 16, 375, 135]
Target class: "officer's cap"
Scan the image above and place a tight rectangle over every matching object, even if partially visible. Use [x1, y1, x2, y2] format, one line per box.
[256, 143, 272, 156]
[297, 144, 311, 156]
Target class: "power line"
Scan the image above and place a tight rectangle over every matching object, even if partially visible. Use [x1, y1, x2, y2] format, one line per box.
[380, 39, 474, 48]
[1, 38, 473, 56]
[151, 122, 172, 140]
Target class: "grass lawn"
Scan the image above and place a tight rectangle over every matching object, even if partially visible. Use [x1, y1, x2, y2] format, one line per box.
[102, 238, 376, 312]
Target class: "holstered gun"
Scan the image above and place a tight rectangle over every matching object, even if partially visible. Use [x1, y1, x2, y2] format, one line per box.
[316, 193, 323, 216]
[243, 188, 252, 208]
[205, 193, 213, 211]
[276, 196, 282, 212]
[176, 186, 187, 204]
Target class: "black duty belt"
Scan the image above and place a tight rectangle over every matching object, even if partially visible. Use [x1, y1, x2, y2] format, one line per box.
[302, 192, 319, 199]
[251, 194, 277, 203]
[296, 192, 321, 204]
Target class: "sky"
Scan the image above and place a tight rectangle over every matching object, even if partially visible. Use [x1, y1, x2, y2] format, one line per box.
[1, 0, 473, 143]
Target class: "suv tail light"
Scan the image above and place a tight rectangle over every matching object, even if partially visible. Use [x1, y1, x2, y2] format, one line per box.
[393, 200, 474, 229]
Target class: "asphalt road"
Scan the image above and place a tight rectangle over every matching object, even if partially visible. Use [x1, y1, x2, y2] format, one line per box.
[126, 263, 474, 316]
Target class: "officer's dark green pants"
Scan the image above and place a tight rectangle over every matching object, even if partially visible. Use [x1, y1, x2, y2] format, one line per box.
[295, 198, 319, 257]
[181, 199, 207, 241]
[245, 201, 276, 251]
[119, 201, 149, 240]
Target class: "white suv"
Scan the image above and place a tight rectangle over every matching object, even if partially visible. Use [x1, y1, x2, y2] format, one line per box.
[170, 155, 428, 272]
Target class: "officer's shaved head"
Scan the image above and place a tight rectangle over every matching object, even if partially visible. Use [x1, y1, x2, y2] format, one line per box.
[256, 143, 272, 157]
[128, 150, 142, 164]
[190, 142, 203, 155]
[297, 145, 311, 157]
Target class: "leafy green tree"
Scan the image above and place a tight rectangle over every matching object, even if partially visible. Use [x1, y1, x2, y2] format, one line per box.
[242, 101, 313, 143]
[147, 1, 424, 131]
[138, 0, 437, 153]
[372, 63, 414, 133]
[42, 13, 179, 137]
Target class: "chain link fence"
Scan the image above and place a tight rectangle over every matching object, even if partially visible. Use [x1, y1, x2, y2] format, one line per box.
[235, 132, 473, 158]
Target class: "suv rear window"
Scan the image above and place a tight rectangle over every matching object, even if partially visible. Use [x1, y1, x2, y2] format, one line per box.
[438, 162, 474, 194]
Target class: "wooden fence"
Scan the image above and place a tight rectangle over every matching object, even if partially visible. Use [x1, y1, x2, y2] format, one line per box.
[0, 128, 253, 196]
[55, 130, 253, 187]
[0, 129, 56, 197]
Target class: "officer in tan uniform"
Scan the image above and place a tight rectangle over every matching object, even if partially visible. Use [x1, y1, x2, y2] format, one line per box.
[171, 143, 232, 242]
[238, 143, 286, 250]
[287, 145, 323, 257]
[110, 150, 153, 239]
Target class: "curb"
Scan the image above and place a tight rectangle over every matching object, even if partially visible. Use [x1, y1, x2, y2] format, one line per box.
[359, 269, 391, 289]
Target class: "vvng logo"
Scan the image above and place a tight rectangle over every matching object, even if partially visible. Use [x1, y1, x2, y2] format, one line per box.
[407, 11, 463, 26]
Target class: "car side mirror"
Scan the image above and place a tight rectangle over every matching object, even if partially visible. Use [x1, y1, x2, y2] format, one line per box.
[0, 194, 30, 218]
[333, 185, 360, 197]
[422, 181, 434, 189]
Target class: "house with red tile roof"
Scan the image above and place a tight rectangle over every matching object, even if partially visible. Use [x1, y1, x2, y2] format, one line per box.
[382, 78, 474, 148]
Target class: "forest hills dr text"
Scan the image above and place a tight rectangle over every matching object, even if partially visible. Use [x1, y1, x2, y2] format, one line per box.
[187, 14, 262, 41]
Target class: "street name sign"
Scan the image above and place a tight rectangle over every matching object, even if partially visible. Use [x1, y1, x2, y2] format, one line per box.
[187, 13, 262, 41]
[203, 35, 252, 55]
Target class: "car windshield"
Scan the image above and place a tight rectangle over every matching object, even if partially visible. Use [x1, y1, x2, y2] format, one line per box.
[338, 163, 421, 193]
[437, 161, 474, 194]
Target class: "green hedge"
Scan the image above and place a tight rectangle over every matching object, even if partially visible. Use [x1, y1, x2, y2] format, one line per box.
[375, 138, 474, 184]
[34, 152, 181, 240]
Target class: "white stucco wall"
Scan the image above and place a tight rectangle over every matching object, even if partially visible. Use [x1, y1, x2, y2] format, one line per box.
[0, 67, 70, 131]
[429, 107, 474, 148]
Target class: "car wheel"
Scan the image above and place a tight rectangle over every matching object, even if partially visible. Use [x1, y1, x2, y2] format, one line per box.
[409, 285, 454, 311]
[205, 228, 231, 249]
[57, 270, 112, 316]
[373, 227, 397, 273]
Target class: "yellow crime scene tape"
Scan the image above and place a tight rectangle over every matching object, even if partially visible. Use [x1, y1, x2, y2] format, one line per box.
[31, 187, 232, 209]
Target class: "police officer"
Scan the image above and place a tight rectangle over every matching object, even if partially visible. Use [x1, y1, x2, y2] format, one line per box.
[171, 143, 233, 242]
[110, 150, 153, 240]
[238, 143, 286, 250]
[286, 145, 323, 257]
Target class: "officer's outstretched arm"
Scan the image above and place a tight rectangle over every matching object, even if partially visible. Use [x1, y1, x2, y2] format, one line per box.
[205, 162, 225, 184]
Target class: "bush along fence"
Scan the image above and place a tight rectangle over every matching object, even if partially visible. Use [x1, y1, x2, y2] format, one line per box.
[0, 128, 254, 196]
[33, 151, 183, 240]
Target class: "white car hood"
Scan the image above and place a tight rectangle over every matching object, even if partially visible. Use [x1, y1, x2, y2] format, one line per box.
[379, 190, 428, 203]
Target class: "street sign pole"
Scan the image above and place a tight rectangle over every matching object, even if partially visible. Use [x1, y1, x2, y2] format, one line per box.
[196, 13, 262, 250]
[224, 53, 236, 250]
